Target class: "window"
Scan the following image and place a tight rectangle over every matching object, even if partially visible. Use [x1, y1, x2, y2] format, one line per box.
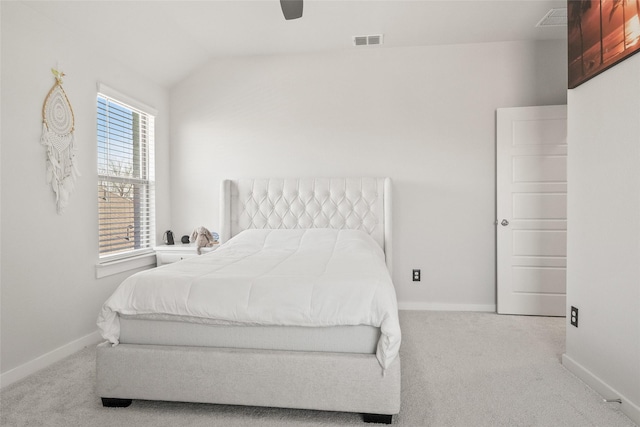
[97, 88, 155, 261]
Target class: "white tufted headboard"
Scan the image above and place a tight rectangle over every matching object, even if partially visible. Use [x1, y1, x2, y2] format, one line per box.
[220, 178, 393, 272]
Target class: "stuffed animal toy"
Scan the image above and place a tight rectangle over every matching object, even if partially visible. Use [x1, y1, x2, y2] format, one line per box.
[190, 226, 218, 254]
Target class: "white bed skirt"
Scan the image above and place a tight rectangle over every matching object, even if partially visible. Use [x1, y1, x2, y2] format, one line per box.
[96, 342, 401, 415]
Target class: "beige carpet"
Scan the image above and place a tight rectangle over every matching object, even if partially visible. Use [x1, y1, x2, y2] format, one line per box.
[1, 311, 636, 426]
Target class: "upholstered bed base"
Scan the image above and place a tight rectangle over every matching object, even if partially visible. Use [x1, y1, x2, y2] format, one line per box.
[97, 178, 400, 423]
[96, 342, 401, 420]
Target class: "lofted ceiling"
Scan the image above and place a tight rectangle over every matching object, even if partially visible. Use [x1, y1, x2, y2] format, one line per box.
[21, 0, 568, 88]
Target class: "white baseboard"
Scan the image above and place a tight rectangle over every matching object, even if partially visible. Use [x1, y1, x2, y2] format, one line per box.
[398, 301, 496, 312]
[0, 330, 103, 389]
[562, 353, 640, 425]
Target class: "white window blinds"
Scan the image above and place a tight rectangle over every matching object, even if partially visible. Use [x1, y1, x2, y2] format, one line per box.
[97, 92, 155, 259]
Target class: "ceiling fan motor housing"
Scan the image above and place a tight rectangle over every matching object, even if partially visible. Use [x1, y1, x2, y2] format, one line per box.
[281, 0, 303, 20]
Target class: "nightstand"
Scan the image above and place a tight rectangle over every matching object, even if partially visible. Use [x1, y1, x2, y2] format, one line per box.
[154, 243, 219, 266]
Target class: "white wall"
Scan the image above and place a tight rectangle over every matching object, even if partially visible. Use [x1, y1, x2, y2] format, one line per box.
[0, 2, 171, 379]
[169, 40, 567, 309]
[0, 1, 569, 384]
[564, 55, 640, 424]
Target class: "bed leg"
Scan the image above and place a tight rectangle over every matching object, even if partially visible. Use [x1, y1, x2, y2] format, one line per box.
[362, 413, 393, 424]
[101, 398, 132, 408]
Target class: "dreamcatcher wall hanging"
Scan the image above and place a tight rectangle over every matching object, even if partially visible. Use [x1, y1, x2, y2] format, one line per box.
[41, 68, 79, 214]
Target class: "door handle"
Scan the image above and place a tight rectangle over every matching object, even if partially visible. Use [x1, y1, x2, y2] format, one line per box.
[501, 219, 509, 226]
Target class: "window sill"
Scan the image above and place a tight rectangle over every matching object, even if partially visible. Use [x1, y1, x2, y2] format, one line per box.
[95, 252, 156, 279]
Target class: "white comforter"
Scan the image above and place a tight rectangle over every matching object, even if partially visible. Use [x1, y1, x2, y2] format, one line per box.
[97, 228, 401, 369]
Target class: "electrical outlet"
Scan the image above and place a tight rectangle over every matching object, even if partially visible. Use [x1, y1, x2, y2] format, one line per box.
[570, 306, 579, 327]
[412, 269, 421, 282]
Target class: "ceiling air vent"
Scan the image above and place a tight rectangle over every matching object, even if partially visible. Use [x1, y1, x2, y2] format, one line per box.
[353, 34, 384, 47]
[536, 8, 567, 27]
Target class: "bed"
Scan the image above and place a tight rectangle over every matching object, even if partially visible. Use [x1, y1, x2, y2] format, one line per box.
[96, 177, 401, 424]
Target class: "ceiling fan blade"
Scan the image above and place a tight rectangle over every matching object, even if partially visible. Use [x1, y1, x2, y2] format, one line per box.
[280, 0, 303, 20]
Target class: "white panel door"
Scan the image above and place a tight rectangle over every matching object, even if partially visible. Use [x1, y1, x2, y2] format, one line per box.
[497, 105, 567, 316]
